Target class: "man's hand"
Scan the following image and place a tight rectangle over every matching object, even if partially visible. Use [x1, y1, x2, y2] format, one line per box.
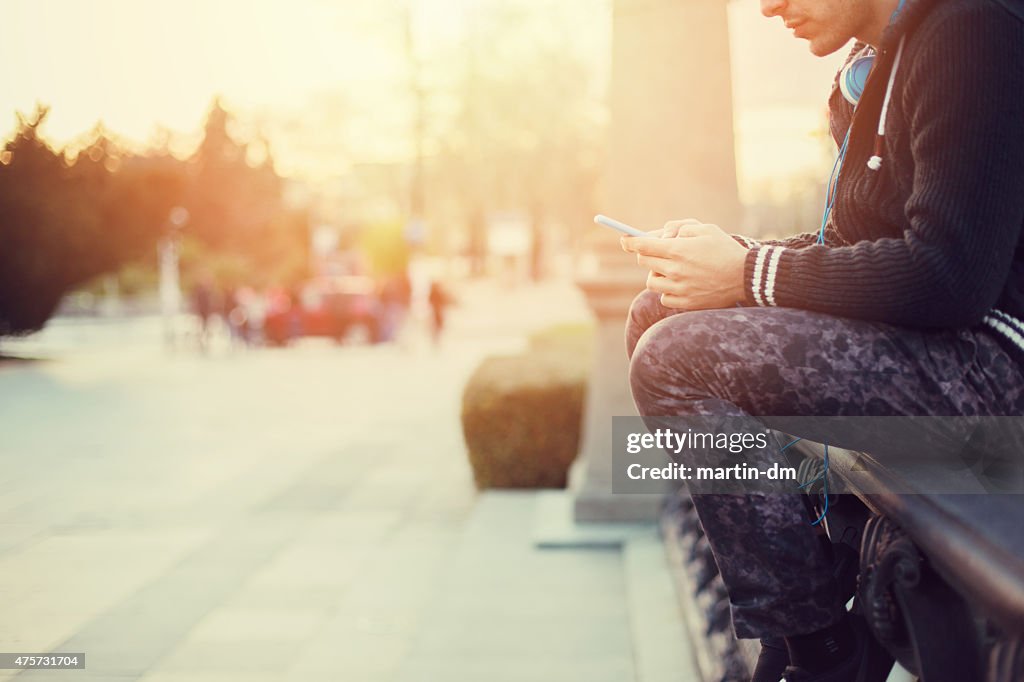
[621, 219, 748, 310]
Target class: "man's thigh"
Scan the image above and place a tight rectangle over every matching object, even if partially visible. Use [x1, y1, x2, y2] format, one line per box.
[630, 305, 1001, 418]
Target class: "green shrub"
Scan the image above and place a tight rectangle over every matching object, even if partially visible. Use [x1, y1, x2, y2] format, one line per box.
[461, 324, 593, 489]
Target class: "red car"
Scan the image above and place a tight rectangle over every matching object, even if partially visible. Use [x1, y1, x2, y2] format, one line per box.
[264, 276, 380, 346]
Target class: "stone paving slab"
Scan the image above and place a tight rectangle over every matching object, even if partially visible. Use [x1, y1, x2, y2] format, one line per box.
[533, 489, 655, 549]
[395, 492, 637, 682]
[624, 534, 699, 682]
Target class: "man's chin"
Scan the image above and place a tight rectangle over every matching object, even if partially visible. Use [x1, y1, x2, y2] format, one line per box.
[806, 36, 847, 57]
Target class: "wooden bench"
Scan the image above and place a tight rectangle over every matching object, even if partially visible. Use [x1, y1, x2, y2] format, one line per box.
[662, 440, 1024, 681]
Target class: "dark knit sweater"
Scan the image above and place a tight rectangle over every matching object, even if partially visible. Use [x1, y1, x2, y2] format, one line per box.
[741, 0, 1024, 355]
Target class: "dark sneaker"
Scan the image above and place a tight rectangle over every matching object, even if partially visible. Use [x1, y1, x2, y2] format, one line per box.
[781, 614, 894, 682]
[751, 636, 789, 682]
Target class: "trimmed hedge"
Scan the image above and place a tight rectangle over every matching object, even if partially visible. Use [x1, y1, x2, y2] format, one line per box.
[461, 323, 593, 489]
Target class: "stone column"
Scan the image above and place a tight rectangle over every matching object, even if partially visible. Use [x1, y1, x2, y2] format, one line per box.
[571, 0, 741, 522]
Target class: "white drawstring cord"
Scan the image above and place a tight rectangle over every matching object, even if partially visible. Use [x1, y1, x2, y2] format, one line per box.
[868, 35, 907, 171]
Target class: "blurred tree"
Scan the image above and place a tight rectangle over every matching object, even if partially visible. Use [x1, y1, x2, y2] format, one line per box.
[0, 100, 315, 338]
[429, 4, 605, 279]
[0, 107, 183, 336]
[182, 99, 310, 288]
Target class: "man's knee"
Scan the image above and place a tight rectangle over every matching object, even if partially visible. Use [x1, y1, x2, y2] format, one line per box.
[626, 289, 669, 359]
[628, 311, 704, 411]
[628, 308, 760, 413]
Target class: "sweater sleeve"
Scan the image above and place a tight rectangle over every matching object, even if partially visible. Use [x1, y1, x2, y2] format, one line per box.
[744, 7, 1024, 327]
[731, 226, 844, 251]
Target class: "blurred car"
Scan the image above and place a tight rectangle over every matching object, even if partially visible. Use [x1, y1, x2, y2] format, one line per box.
[264, 275, 381, 346]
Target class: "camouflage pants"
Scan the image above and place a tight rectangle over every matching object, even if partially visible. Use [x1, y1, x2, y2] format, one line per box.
[625, 290, 1024, 638]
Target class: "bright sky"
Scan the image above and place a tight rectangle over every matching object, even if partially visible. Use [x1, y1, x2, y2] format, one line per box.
[2, 1, 428, 148]
[0, 0, 848, 199]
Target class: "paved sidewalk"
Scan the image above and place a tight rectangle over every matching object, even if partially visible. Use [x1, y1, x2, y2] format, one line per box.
[0, 337, 478, 681]
[0, 278, 691, 681]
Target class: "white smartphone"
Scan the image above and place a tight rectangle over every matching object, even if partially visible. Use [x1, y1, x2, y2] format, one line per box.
[594, 214, 650, 238]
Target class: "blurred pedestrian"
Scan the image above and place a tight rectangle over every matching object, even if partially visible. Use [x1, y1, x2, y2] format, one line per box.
[427, 280, 451, 346]
[192, 273, 217, 352]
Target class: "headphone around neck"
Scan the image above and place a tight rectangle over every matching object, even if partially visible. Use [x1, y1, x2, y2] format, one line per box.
[839, 46, 876, 106]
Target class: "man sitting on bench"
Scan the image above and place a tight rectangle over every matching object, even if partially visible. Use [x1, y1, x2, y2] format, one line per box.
[621, 0, 1024, 679]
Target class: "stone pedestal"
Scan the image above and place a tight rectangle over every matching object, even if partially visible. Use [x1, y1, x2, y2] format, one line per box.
[570, 268, 660, 523]
[569, 0, 742, 523]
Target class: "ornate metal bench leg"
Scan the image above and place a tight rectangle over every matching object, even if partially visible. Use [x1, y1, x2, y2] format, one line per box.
[859, 515, 984, 681]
